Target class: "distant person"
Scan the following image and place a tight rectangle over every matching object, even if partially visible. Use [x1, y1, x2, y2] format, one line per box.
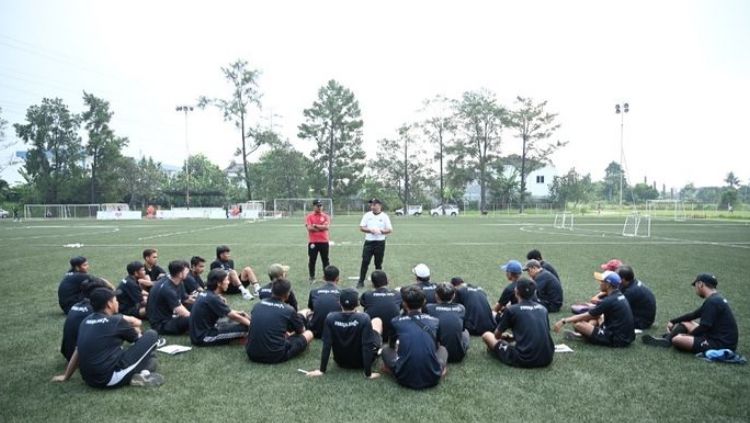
[450, 276, 496, 336]
[301, 265, 342, 338]
[116, 261, 148, 319]
[381, 286, 448, 390]
[305, 199, 331, 283]
[570, 259, 623, 314]
[210, 245, 258, 300]
[526, 249, 561, 282]
[146, 260, 191, 335]
[643, 273, 738, 353]
[360, 270, 402, 343]
[524, 259, 563, 313]
[245, 279, 313, 364]
[426, 284, 469, 363]
[60, 278, 114, 362]
[57, 256, 90, 314]
[189, 269, 251, 346]
[52, 288, 164, 388]
[306, 289, 383, 379]
[257, 263, 299, 310]
[617, 265, 656, 329]
[482, 278, 555, 368]
[406, 263, 437, 306]
[183, 256, 207, 295]
[553, 271, 634, 348]
[141, 248, 165, 290]
[357, 198, 393, 288]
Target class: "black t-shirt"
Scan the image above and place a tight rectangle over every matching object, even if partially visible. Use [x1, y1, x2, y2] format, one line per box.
[60, 300, 93, 361]
[389, 312, 442, 390]
[307, 282, 341, 338]
[183, 272, 205, 295]
[620, 279, 656, 329]
[145, 264, 166, 282]
[258, 282, 299, 311]
[189, 290, 232, 343]
[116, 276, 143, 316]
[58, 272, 89, 314]
[360, 287, 401, 342]
[454, 284, 495, 334]
[426, 303, 467, 362]
[210, 259, 235, 271]
[246, 298, 305, 363]
[541, 260, 560, 283]
[671, 293, 738, 350]
[498, 281, 538, 309]
[534, 270, 563, 312]
[320, 311, 380, 376]
[495, 300, 554, 366]
[408, 281, 437, 305]
[146, 278, 183, 330]
[588, 290, 635, 345]
[76, 312, 139, 388]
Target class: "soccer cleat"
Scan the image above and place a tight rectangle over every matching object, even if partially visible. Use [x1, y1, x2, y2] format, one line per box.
[130, 370, 165, 387]
[563, 330, 582, 341]
[642, 334, 671, 348]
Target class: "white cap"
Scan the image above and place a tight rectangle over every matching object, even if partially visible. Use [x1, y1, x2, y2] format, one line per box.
[412, 263, 430, 278]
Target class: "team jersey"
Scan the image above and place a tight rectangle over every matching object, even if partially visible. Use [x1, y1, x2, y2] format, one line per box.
[210, 259, 235, 271]
[670, 293, 738, 350]
[76, 312, 139, 388]
[60, 300, 93, 361]
[426, 303, 468, 362]
[541, 260, 561, 283]
[620, 279, 656, 329]
[588, 289, 635, 346]
[189, 290, 232, 344]
[144, 264, 166, 282]
[360, 211, 392, 241]
[389, 312, 443, 390]
[495, 300, 555, 367]
[534, 270, 563, 312]
[116, 276, 143, 317]
[455, 284, 495, 334]
[498, 280, 539, 309]
[360, 287, 402, 342]
[57, 272, 89, 314]
[146, 278, 183, 331]
[320, 311, 380, 377]
[246, 298, 305, 363]
[258, 282, 299, 310]
[307, 282, 341, 337]
[407, 281, 437, 305]
[306, 211, 331, 243]
[183, 272, 205, 294]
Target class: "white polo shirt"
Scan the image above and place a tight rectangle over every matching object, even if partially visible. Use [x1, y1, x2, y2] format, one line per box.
[360, 211, 392, 241]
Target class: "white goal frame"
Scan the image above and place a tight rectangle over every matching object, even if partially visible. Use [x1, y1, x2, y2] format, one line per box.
[24, 204, 102, 220]
[646, 200, 686, 222]
[273, 198, 334, 218]
[553, 212, 574, 231]
[622, 213, 651, 237]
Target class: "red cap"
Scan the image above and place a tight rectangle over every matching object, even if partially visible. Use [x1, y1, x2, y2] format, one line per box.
[600, 259, 623, 271]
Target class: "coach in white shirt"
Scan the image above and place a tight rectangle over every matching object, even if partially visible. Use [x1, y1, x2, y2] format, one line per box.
[357, 198, 393, 288]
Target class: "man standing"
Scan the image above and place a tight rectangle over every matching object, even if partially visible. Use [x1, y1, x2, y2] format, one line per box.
[524, 259, 563, 313]
[617, 265, 656, 329]
[58, 256, 90, 314]
[357, 198, 393, 288]
[210, 245, 258, 300]
[305, 199, 331, 283]
[189, 269, 251, 346]
[301, 265, 342, 338]
[643, 273, 738, 353]
[146, 260, 191, 335]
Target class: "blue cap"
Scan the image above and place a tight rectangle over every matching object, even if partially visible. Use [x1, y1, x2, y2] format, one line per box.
[594, 270, 621, 287]
[501, 260, 523, 274]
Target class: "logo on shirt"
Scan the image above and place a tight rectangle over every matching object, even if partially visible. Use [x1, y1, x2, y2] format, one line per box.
[85, 317, 109, 325]
[334, 320, 360, 328]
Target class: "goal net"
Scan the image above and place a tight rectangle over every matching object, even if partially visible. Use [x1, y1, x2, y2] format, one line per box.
[622, 213, 651, 237]
[273, 198, 333, 218]
[24, 204, 102, 219]
[553, 212, 574, 231]
[646, 200, 686, 221]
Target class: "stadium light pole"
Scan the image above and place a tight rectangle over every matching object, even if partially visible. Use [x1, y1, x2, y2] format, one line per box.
[615, 102, 629, 208]
[176, 105, 194, 209]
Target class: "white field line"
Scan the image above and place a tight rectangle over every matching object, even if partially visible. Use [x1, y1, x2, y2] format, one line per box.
[137, 223, 240, 241]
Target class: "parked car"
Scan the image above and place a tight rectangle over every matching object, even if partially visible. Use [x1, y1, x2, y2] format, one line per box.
[394, 205, 423, 216]
[430, 204, 459, 216]
[0, 208, 9, 218]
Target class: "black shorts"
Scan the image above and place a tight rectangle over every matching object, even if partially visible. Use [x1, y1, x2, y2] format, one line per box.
[691, 336, 721, 354]
[283, 334, 309, 361]
[587, 325, 630, 348]
[493, 340, 520, 366]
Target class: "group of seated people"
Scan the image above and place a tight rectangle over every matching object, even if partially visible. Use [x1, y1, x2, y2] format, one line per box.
[53, 247, 739, 390]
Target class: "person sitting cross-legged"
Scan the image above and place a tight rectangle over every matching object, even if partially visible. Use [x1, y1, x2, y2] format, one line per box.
[426, 283, 470, 363]
[189, 269, 251, 346]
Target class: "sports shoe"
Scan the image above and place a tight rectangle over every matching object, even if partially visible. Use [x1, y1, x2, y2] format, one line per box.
[130, 370, 165, 387]
[242, 291, 254, 301]
[642, 334, 671, 348]
[563, 330, 582, 341]
[156, 337, 167, 348]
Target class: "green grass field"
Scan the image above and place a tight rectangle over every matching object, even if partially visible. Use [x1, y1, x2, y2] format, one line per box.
[1, 214, 748, 422]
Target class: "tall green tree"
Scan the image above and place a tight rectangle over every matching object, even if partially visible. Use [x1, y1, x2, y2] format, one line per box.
[198, 59, 264, 200]
[419, 95, 456, 207]
[0, 106, 13, 175]
[298, 80, 366, 199]
[170, 154, 230, 207]
[14, 98, 84, 203]
[81, 92, 128, 203]
[372, 125, 433, 209]
[252, 142, 317, 201]
[549, 168, 593, 208]
[603, 161, 628, 202]
[452, 89, 506, 212]
[724, 171, 740, 188]
[631, 182, 659, 203]
[507, 97, 565, 213]
[117, 156, 168, 208]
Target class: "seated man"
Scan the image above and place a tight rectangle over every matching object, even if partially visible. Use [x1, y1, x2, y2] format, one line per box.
[210, 245, 258, 300]
[643, 273, 738, 353]
[245, 279, 313, 364]
[116, 261, 148, 319]
[617, 265, 656, 329]
[52, 288, 164, 388]
[146, 260, 191, 335]
[258, 263, 299, 310]
[526, 249, 561, 283]
[524, 259, 563, 313]
[183, 256, 207, 295]
[482, 278, 555, 368]
[570, 259, 622, 314]
[60, 278, 114, 362]
[306, 289, 383, 379]
[141, 248, 166, 290]
[189, 269, 251, 346]
[381, 286, 448, 390]
[301, 265, 342, 338]
[360, 270, 401, 343]
[57, 256, 90, 314]
[406, 263, 437, 306]
[426, 283, 470, 363]
[495, 260, 538, 319]
[450, 277, 495, 336]
[553, 271, 635, 348]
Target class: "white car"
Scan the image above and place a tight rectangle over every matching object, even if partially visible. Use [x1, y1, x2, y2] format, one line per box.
[430, 204, 459, 216]
[394, 205, 423, 216]
[0, 208, 9, 218]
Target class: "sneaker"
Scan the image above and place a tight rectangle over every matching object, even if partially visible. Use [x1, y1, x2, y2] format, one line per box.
[156, 337, 167, 348]
[130, 370, 165, 387]
[563, 330, 582, 341]
[242, 291, 254, 301]
[642, 334, 671, 348]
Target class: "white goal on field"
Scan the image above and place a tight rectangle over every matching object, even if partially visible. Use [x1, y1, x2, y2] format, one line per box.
[646, 200, 686, 221]
[24, 204, 102, 219]
[553, 212, 574, 231]
[273, 198, 333, 218]
[622, 213, 651, 237]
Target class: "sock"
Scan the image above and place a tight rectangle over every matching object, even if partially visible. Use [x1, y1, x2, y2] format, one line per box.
[253, 283, 260, 292]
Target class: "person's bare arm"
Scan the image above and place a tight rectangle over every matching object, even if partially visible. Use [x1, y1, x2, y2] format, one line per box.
[174, 305, 190, 318]
[228, 310, 251, 327]
[51, 349, 79, 382]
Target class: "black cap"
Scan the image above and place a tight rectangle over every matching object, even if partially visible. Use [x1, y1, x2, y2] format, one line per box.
[312, 199, 322, 206]
[340, 288, 359, 309]
[368, 198, 382, 204]
[692, 273, 718, 287]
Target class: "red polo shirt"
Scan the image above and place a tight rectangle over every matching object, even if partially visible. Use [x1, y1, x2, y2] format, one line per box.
[306, 211, 330, 243]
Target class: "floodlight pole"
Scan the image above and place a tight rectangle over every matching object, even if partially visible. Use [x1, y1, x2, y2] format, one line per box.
[615, 102, 629, 208]
[176, 105, 194, 209]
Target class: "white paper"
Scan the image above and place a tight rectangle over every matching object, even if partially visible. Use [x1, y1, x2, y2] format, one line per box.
[157, 345, 192, 355]
[555, 343, 574, 353]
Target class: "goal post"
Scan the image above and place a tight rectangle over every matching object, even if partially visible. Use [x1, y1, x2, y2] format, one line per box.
[553, 212, 574, 231]
[24, 204, 102, 219]
[273, 198, 333, 218]
[623, 213, 651, 237]
[646, 200, 686, 222]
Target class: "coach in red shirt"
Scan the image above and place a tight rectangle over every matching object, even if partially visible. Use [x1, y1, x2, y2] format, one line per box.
[305, 199, 331, 283]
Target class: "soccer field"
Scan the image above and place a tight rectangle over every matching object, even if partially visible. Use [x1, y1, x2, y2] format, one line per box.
[1, 214, 748, 422]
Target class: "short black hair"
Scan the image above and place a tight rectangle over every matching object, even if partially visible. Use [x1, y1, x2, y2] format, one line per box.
[216, 245, 230, 259]
[271, 278, 292, 298]
[371, 270, 388, 288]
[526, 249, 542, 261]
[436, 283, 455, 303]
[190, 256, 205, 267]
[126, 261, 144, 276]
[323, 265, 339, 282]
[89, 288, 115, 312]
[617, 265, 635, 282]
[142, 248, 157, 259]
[82, 277, 112, 299]
[401, 286, 426, 310]
[416, 275, 430, 283]
[516, 277, 536, 300]
[450, 277, 464, 287]
[206, 268, 228, 291]
[168, 260, 189, 277]
[69, 256, 87, 272]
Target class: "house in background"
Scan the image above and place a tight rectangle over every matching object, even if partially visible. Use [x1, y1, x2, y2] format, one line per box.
[463, 165, 557, 204]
